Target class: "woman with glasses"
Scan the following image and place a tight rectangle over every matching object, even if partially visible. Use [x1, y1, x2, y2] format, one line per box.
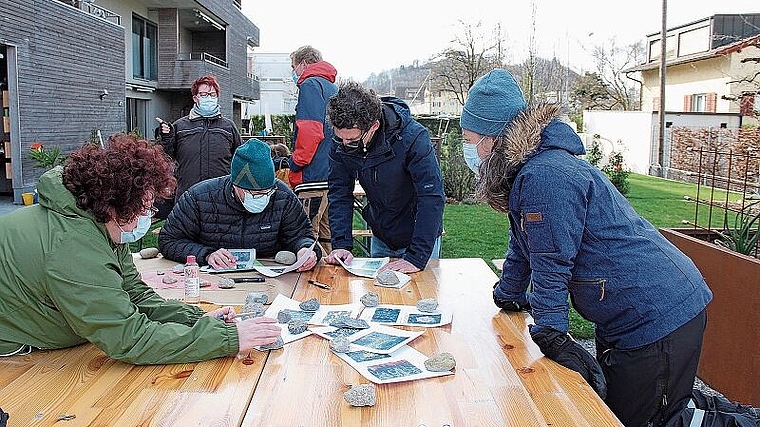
[159, 138, 320, 271]
[158, 74, 243, 202]
[0, 134, 281, 364]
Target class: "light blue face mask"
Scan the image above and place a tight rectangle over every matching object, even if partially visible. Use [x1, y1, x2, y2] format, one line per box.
[292, 70, 300, 84]
[242, 192, 272, 214]
[197, 95, 218, 116]
[462, 136, 487, 174]
[118, 213, 152, 244]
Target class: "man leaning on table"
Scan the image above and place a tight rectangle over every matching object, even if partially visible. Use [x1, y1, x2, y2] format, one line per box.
[324, 81, 445, 274]
[0, 133, 280, 364]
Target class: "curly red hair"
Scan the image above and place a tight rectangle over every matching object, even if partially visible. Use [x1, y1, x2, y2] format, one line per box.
[191, 75, 221, 96]
[63, 133, 176, 224]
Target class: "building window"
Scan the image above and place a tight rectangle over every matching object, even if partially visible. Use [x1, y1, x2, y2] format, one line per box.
[132, 15, 157, 80]
[691, 94, 707, 112]
[126, 98, 149, 140]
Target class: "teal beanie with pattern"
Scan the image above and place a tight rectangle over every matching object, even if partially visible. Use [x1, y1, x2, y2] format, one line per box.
[230, 138, 275, 190]
[460, 69, 527, 136]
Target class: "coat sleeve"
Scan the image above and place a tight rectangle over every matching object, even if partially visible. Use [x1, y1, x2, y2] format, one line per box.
[230, 120, 243, 152]
[159, 120, 178, 158]
[327, 146, 356, 251]
[512, 168, 588, 334]
[290, 79, 328, 172]
[45, 236, 238, 365]
[401, 130, 446, 269]
[493, 217, 531, 305]
[158, 190, 216, 265]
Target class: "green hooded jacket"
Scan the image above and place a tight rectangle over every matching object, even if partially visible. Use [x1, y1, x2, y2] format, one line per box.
[0, 168, 239, 364]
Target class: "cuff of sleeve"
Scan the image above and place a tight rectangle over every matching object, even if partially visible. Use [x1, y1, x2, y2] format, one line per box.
[288, 156, 303, 172]
[226, 324, 240, 355]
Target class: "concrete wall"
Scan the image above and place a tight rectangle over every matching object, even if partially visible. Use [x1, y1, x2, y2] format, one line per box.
[582, 111, 653, 173]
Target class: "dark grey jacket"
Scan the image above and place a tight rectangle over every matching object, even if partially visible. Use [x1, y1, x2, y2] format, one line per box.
[160, 114, 243, 200]
[158, 177, 320, 265]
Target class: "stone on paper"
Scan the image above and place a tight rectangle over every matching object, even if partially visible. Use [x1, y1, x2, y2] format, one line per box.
[424, 352, 456, 372]
[217, 277, 235, 289]
[299, 298, 320, 312]
[343, 384, 376, 407]
[241, 302, 265, 319]
[375, 270, 399, 286]
[161, 276, 178, 284]
[329, 317, 369, 329]
[245, 291, 268, 305]
[416, 298, 438, 313]
[259, 336, 284, 350]
[139, 247, 159, 259]
[274, 250, 297, 265]
[360, 291, 380, 307]
[287, 319, 308, 335]
[277, 310, 292, 323]
[330, 336, 351, 353]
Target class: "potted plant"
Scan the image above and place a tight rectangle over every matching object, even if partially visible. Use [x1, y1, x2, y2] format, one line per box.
[23, 142, 68, 204]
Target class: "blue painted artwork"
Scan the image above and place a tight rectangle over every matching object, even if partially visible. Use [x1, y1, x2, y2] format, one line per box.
[408, 313, 442, 325]
[322, 310, 352, 324]
[353, 331, 405, 351]
[282, 309, 315, 323]
[346, 350, 390, 363]
[371, 307, 400, 323]
[367, 359, 422, 380]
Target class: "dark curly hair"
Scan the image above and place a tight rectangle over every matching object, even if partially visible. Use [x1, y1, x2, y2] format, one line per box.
[63, 133, 176, 224]
[326, 81, 382, 131]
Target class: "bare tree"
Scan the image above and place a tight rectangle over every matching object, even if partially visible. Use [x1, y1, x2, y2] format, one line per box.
[590, 39, 645, 110]
[429, 20, 508, 106]
[572, 72, 613, 110]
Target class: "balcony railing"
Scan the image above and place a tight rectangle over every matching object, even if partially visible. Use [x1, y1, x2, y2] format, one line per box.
[58, 0, 122, 25]
[176, 52, 228, 68]
[233, 0, 242, 9]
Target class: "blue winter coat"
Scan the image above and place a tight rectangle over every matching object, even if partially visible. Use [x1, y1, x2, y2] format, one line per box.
[493, 105, 712, 349]
[328, 97, 445, 270]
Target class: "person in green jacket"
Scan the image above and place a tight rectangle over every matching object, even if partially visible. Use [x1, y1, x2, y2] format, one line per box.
[0, 133, 280, 364]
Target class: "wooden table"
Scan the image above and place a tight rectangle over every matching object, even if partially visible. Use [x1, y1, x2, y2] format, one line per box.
[0, 258, 621, 427]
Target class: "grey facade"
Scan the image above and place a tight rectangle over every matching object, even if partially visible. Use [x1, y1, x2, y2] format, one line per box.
[0, 0, 260, 203]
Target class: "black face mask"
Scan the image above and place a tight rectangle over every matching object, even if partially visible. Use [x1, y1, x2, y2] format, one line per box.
[342, 140, 366, 155]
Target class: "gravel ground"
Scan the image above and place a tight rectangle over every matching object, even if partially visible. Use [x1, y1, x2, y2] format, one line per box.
[576, 338, 725, 398]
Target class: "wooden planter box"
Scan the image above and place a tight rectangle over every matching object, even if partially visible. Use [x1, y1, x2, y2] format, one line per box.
[660, 228, 760, 406]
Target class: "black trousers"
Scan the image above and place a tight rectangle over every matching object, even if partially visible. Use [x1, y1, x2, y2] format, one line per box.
[597, 309, 707, 427]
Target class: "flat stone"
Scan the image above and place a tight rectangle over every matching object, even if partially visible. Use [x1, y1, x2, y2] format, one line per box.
[217, 277, 235, 289]
[299, 298, 320, 312]
[329, 317, 369, 329]
[139, 247, 159, 259]
[287, 320, 308, 335]
[161, 276, 178, 284]
[330, 336, 351, 353]
[276, 310, 292, 323]
[240, 302, 265, 319]
[360, 292, 380, 307]
[376, 270, 399, 285]
[424, 352, 456, 372]
[274, 250, 297, 265]
[258, 336, 284, 350]
[343, 384, 376, 407]
[245, 292, 268, 305]
[416, 298, 438, 313]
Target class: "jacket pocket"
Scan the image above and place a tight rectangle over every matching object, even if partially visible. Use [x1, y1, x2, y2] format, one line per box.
[520, 205, 557, 253]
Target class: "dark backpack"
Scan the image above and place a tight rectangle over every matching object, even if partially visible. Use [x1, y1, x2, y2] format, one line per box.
[0, 407, 8, 427]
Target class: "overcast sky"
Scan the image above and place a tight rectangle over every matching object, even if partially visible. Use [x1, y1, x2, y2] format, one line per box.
[242, 0, 757, 81]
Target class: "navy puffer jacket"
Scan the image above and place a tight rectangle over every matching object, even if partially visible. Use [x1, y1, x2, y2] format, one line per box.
[158, 177, 320, 265]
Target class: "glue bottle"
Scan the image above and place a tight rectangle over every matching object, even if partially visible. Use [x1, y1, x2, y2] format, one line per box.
[184, 255, 200, 304]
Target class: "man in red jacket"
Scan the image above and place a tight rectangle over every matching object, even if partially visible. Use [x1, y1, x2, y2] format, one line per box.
[289, 46, 338, 252]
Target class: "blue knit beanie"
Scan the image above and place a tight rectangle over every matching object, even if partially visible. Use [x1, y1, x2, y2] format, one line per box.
[230, 138, 275, 190]
[460, 69, 527, 136]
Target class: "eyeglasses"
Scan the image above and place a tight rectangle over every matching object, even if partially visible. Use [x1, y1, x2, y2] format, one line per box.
[196, 91, 218, 98]
[241, 187, 276, 199]
[145, 206, 159, 216]
[332, 129, 369, 147]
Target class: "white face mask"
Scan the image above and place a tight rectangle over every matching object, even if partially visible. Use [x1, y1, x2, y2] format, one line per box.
[117, 212, 152, 244]
[242, 192, 272, 214]
[462, 135, 487, 174]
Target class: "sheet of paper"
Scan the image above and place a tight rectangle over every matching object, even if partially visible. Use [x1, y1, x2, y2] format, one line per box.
[374, 270, 412, 288]
[264, 294, 363, 327]
[311, 324, 424, 355]
[332, 344, 453, 384]
[337, 256, 389, 278]
[200, 249, 257, 273]
[251, 241, 317, 277]
[359, 304, 453, 328]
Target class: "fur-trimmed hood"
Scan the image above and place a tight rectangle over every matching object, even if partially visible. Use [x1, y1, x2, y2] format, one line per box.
[496, 104, 585, 170]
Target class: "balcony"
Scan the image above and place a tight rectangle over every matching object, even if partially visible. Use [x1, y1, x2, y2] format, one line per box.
[57, 0, 121, 25]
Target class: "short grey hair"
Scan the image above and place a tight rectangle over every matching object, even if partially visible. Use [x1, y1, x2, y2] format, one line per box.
[290, 46, 322, 65]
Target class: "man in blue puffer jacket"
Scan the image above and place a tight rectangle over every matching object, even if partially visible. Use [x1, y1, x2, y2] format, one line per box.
[325, 81, 445, 273]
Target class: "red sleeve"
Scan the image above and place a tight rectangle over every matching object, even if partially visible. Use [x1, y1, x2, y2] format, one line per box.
[292, 119, 324, 167]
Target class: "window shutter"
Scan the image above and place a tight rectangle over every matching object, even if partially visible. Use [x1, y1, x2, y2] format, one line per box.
[684, 95, 692, 112]
[706, 93, 717, 113]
